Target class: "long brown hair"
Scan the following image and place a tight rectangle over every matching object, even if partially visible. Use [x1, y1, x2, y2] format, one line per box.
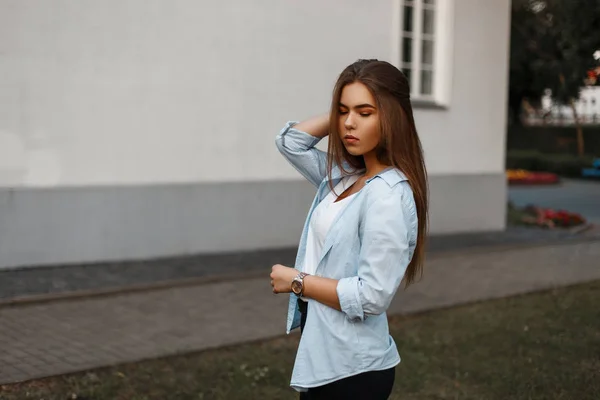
[327, 59, 429, 287]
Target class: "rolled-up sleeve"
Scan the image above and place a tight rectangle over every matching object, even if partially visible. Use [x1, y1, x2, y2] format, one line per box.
[336, 186, 414, 321]
[275, 121, 328, 188]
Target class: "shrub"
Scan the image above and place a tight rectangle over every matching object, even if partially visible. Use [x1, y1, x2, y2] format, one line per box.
[506, 150, 594, 177]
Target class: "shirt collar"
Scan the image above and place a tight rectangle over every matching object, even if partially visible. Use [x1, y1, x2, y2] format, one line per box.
[328, 165, 408, 187]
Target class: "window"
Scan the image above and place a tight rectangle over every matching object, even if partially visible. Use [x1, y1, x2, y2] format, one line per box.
[394, 0, 454, 106]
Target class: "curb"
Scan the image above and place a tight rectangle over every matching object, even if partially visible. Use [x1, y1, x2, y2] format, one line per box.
[1, 234, 599, 309]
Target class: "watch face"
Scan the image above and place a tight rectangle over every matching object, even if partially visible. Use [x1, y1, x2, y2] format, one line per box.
[291, 280, 302, 294]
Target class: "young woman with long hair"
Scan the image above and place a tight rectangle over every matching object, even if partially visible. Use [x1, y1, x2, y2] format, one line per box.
[270, 59, 428, 399]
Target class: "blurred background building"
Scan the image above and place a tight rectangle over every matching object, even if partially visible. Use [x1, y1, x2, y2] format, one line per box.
[533, 87, 600, 125]
[0, 0, 511, 270]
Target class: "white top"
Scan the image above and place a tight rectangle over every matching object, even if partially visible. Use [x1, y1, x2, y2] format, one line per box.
[300, 175, 360, 302]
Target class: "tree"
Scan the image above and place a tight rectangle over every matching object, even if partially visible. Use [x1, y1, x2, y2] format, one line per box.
[509, 0, 600, 155]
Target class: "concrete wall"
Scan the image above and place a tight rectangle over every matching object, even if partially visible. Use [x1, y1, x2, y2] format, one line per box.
[416, 0, 511, 176]
[417, 0, 511, 234]
[0, 0, 393, 186]
[0, 0, 511, 269]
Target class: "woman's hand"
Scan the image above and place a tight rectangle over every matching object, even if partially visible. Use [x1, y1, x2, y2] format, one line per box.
[270, 264, 342, 310]
[293, 114, 330, 139]
[270, 264, 299, 294]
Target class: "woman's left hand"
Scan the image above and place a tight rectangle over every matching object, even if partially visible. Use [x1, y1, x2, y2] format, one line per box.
[270, 264, 299, 294]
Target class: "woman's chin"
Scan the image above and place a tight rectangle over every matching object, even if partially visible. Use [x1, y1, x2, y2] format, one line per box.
[345, 147, 364, 156]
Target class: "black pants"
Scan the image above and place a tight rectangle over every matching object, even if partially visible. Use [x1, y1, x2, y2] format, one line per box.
[297, 299, 395, 400]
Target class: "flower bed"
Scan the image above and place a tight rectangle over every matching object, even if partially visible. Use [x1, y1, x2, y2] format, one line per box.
[518, 205, 586, 229]
[506, 169, 560, 185]
[506, 150, 594, 178]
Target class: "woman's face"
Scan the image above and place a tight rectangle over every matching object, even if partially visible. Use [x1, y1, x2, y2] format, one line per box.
[338, 82, 381, 157]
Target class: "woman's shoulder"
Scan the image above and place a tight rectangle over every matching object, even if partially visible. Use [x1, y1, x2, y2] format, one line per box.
[363, 169, 415, 209]
[367, 168, 411, 194]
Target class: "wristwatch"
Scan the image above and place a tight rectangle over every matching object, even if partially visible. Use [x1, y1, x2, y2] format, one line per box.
[291, 272, 309, 297]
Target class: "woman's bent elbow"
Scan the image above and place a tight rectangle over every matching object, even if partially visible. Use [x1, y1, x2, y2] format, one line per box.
[362, 297, 392, 316]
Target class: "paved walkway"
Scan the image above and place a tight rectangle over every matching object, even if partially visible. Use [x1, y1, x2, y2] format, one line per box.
[2, 226, 599, 302]
[1, 240, 600, 385]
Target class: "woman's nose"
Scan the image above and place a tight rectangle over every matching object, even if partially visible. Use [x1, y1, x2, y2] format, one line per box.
[344, 114, 355, 130]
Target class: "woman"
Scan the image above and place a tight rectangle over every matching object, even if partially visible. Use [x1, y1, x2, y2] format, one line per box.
[270, 59, 428, 399]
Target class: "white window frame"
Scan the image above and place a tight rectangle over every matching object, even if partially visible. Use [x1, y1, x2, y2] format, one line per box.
[391, 0, 454, 107]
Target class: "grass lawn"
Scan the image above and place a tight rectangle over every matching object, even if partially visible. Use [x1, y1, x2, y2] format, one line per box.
[2, 281, 599, 400]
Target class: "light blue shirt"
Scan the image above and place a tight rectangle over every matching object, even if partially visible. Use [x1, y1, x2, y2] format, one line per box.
[275, 121, 419, 391]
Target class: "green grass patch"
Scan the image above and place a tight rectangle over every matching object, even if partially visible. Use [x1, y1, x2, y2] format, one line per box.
[2, 281, 599, 399]
[507, 201, 530, 226]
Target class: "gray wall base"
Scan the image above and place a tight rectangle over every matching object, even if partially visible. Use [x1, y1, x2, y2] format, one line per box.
[0, 173, 506, 270]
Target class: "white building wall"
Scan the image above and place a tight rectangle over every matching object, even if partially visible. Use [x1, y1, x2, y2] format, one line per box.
[0, 0, 393, 187]
[540, 86, 600, 123]
[417, 0, 511, 176]
[0, 0, 509, 187]
[0, 0, 511, 269]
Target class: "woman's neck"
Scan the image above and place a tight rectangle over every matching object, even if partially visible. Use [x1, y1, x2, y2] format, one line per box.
[362, 151, 389, 179]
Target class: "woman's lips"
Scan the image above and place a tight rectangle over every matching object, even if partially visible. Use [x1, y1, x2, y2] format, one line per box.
[344, 135, 359, 144]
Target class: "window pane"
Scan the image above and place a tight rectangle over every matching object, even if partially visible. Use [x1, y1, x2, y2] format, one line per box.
[402, 37, 412, 63]
[423, 8, 435, 35]
[424, 0, 435, 4]
[421, 70, 433, 95]
[403, 5, 413, 33]
[422, 39, 434, 66]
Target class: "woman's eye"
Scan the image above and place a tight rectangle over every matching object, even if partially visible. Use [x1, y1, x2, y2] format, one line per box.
[360, 113, 371, 117]
[339, 110, 348, 115]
